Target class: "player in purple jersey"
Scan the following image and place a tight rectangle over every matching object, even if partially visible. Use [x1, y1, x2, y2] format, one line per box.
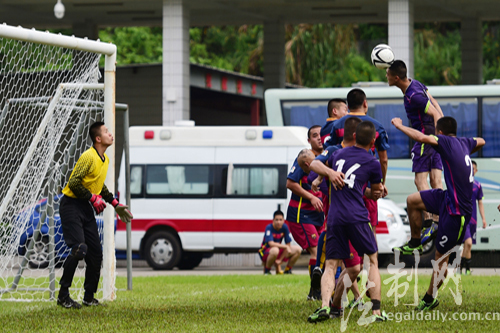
[258, 210, 301, 275]
[459, 160, 487, 275]
[320, 99, 348, 145]
[310, 117, 368, 314]
[308, 121, 388, 323]
[386, 60, 444, 226]
[391, 116, 485, 311]
[326, 89, 389, 233]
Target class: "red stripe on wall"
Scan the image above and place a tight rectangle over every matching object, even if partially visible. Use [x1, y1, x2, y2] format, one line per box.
[118, 218, 390, 234]
[117, 219, 271, 233]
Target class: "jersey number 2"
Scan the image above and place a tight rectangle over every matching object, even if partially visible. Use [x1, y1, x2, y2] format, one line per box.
[335, 159, 361, 189]
[465, 155, 474, 183]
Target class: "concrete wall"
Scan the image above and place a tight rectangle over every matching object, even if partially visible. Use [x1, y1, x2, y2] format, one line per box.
[113, 64, 264, 180]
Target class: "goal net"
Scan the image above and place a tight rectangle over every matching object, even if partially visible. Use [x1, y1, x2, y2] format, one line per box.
[0, 25, 116, 301]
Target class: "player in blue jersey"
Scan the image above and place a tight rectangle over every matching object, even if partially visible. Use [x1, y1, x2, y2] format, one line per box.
[320, 98, 348, 145]
[326, 88, 389, 232]
[391, 116, 485, 311]
[258, 210, 301, 275]
[301, 118, 363, 304]
[460, 160, 487, 275]
[308, 121, 387, 323]
[286, 125, 326, 299]
[386, 60, 444, 227]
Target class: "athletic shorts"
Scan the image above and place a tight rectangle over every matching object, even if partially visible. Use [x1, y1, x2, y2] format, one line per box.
[343, 241, 362, 268]
[411, 142, 443, 173]
[286, 221, 323, 250]
[363, 195, 378, 227]
[59, 195, 98, 247]
[318, 231, 360, 268]
[259, 248, 289, 264]
[463, 222, 477, 245]
[325, 223, 378, 260]
[420, 189, 470, 253]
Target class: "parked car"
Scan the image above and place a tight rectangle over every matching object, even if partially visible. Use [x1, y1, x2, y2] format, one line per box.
[17, 195, 127, 269]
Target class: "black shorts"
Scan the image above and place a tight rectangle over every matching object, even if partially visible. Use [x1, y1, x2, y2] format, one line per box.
[59, 195, 99, 248]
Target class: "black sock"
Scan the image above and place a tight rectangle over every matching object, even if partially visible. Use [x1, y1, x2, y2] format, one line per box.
[423, 219, 433, 228]
[465, 258, 471, 271]
[409, 238, 421, 247]
[460, 257, 465, 271]
[423, 293, 434, 303]
[371, 299, 381, 311]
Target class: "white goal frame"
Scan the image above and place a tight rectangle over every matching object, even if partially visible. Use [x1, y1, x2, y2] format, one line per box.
[0, 24, 117, 301]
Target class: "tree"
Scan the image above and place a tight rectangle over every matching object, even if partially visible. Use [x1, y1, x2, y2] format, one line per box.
[99, 27, 163, 64]
[94, 22, 500, 87]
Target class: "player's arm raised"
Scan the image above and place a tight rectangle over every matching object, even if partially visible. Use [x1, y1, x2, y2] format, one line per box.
[426, 103, 443, 130]
[286, 179, 323, 212]
[391, 117, 438, 146]
[427, 92, 444, 119]
[471, 137, 486, 154]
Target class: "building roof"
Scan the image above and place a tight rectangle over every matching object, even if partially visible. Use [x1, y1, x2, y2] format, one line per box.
[3, 0, 500, 29]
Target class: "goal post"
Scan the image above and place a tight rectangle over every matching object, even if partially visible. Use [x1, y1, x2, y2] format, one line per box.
[0, 24, 117, 301]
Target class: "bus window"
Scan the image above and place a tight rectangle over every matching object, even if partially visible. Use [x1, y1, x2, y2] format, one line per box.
[482, 98, 500, 157]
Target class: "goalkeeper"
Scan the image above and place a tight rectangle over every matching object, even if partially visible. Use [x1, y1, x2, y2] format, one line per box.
[57, 122, 133, 309]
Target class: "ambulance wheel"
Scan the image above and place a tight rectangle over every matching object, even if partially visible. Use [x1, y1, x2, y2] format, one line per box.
[177, 252, 204, 270]
[144, 231, 181, 270]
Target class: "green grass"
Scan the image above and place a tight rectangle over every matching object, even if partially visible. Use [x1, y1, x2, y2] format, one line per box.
[0, 273, 499, 332]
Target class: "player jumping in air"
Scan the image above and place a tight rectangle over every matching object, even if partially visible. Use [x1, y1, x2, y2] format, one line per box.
[386, 60, 444, 230]
[391, 116, 485, 310]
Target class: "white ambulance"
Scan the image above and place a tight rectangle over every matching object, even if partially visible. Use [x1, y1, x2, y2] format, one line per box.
[116, 126, 408, 270]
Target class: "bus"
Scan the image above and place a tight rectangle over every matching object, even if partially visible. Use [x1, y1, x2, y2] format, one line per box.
[265, 85, 500, 266]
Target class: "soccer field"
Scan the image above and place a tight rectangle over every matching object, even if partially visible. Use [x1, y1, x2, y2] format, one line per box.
[0, 273, 498, 332]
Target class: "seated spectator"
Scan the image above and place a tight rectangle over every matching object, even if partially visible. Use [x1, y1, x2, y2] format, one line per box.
[258, 210, 301, 275]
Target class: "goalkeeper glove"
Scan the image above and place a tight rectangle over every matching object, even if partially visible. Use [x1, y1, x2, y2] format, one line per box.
[111, 199, 133, 223]
[89, 194, 106, 214]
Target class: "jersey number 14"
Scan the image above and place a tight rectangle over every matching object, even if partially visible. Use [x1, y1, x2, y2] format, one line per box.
[335, 159, 361, 189]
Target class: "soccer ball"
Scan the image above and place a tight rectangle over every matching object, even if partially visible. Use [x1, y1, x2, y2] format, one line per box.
[371, 44, 395, 69]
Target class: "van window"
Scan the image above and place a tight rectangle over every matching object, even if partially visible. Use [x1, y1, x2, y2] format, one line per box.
[219, 164, 287, 198]
[145, 165, 212, 196]
[130, 165, 143, 196]
[230, 167, 279, 195]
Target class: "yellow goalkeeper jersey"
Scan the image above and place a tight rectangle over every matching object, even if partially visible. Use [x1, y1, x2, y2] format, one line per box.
[62, 147, 109, 199]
